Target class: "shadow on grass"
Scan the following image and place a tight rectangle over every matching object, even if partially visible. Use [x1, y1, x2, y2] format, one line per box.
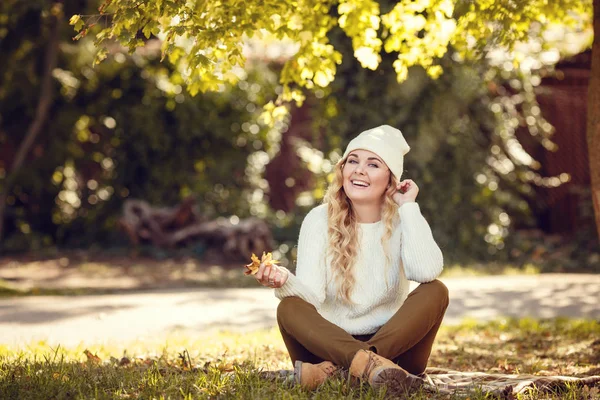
[1, 318, 599, 399]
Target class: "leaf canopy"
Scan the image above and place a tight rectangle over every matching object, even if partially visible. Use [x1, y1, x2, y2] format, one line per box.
[73, 0, 592, 102]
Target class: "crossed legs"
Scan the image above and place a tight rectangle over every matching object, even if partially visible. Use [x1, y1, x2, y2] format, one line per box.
[277, 279, 449, 375]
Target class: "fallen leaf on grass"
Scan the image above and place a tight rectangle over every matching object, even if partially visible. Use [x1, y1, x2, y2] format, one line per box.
[179, 349, 192, 370]
[216, 362, 235, 373]
[52, 372, 69, 382]
[497, 359, 516, 373]
[83, 349, 102, 364]
[583, 385, 599, 398]
[202, 359, 236, 373]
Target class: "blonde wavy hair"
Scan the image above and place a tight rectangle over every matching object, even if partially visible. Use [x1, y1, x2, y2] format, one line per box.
[323, 157, 400, 304]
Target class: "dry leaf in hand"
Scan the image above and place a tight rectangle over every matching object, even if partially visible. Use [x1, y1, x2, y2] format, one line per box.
[244, 253, 261, 276]
[261, 252, 279, 267]
[244, 252, 279, 276]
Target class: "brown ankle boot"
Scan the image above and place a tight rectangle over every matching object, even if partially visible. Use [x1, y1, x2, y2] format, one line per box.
[294, 360, 341, 390]
[349, 350, 422, 394]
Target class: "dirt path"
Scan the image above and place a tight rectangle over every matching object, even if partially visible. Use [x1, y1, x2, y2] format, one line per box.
[1, 274, 598, 347]
[0, 253, 248, 292]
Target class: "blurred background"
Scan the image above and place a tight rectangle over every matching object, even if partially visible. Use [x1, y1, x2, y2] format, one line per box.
[1, 0, 598, 292]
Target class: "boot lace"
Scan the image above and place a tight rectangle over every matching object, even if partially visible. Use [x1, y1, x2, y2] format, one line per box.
[363, 351, 382, 379]
[323, 363, 342, 376]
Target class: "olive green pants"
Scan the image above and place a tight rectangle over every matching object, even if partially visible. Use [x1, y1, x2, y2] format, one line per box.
[276, 279, 449, 375]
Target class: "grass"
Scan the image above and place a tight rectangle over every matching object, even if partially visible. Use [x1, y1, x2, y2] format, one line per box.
[1, 318, 599, 399]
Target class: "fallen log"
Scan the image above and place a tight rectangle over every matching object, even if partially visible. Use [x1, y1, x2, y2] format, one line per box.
[118, 198, 273, 260]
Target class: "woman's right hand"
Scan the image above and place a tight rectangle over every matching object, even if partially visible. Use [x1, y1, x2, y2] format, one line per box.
[255, 262, 288, 288]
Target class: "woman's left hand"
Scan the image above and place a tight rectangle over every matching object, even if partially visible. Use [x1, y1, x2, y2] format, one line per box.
[392, 179, 419, 207]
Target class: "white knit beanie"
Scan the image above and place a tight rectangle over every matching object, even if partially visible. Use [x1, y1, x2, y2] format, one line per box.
[342, 125, 411, 180]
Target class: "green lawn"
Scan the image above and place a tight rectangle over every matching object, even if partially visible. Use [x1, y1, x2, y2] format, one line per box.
[1, 318, 598, 399]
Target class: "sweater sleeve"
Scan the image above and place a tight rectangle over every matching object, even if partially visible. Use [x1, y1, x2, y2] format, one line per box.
[274, 206, 327, 307]
[399, 202, 444, 282]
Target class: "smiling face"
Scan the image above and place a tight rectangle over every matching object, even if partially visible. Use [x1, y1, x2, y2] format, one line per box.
[342, 149, 391, 205]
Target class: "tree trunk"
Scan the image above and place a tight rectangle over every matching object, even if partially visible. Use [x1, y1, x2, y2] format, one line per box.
[590, 0, 600, 242]
[0, 5, 62, 248]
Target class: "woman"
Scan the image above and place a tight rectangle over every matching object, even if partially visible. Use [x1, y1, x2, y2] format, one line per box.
[254, 125, 449, 395]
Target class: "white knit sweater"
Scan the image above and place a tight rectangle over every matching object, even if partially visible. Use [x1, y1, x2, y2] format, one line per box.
[274, 202, 444, 335]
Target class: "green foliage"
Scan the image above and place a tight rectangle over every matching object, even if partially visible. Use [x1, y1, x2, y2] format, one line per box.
[72, 0, 591, 104]
[284, 22, 570, 264]
[1, 0, 596, 270]
[0, 2, 280, 250]
[0, 0, 75, 250]
[453, 0, 592, 58]
[382, 0, 455, 80]
[56, 56, 279, 248]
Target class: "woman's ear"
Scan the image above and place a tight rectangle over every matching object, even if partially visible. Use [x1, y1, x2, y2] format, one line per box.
[388, 175, 397, 189]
